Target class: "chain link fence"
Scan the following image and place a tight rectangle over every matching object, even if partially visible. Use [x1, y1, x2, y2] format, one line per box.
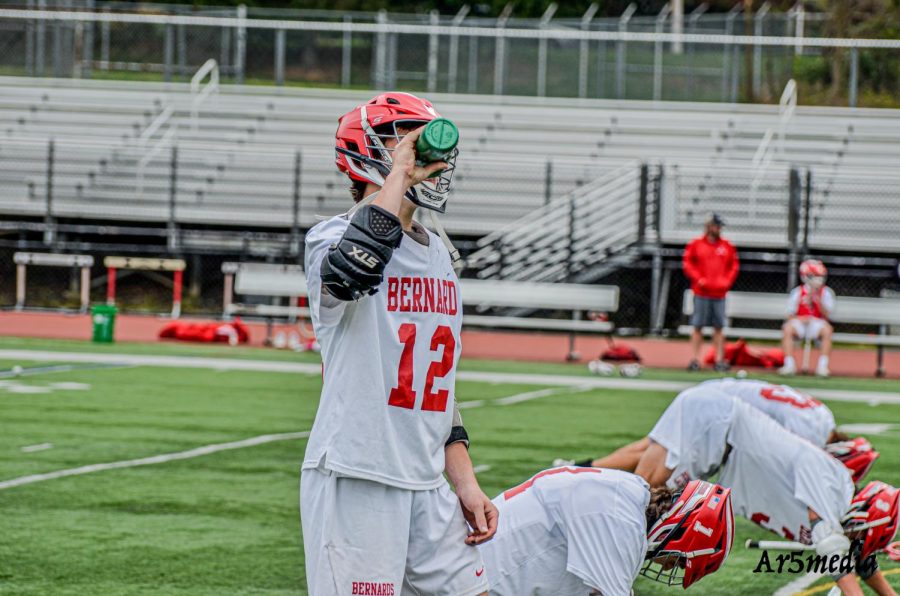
[1, 0, 893, 106]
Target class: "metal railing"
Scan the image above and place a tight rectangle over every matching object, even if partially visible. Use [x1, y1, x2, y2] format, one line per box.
[0, 4, 892, 105]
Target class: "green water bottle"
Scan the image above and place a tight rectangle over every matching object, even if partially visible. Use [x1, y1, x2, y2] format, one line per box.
[416, 118, 459, 166]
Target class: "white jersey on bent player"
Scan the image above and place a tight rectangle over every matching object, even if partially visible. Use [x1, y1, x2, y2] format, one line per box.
[719, 400, 854, 544]
[302, 213, 462, 490]
[479, 467, 649, 596]
[700, 378, 835, 447]
[647, 384, 736, 490]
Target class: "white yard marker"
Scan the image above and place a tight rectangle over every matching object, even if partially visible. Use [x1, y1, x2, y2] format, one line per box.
[473, 464, 491, 474]
[6, 385, 52, 394]
[20, 443, 54, 453]
[773, 571, 826, 596]
[0, 431, 309, 491]
[837, 423, 894, 435]
[49, 382, 92, 391]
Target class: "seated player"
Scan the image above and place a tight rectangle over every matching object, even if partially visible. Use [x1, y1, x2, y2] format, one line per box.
[562, 380, 879, 484]
[780, 259, 836, 377]
[478, 469, 733, 595]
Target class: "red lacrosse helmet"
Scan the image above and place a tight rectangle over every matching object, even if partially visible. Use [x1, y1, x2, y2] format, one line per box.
[826, 437, 880, 484]
[800, 259, 827, 287]
[842, 481, 900, 560]
[334, 92, 456, 212]
[642, 480, 734, 589]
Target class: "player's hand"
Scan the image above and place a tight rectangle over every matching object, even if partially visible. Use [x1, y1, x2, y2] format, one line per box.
[388, 126, 448, 188]
[456, 482, 499, 545]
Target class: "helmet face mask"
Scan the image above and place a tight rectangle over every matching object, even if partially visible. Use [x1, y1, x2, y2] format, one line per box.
[335, 93, 457, 213]
[642, 480, 734, 589]
[842, 481, 900, 560]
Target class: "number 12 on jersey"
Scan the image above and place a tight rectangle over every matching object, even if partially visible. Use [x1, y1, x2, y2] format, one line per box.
[388, 323, 456, 413]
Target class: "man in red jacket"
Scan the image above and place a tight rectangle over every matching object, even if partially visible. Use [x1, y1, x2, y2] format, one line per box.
[683, 214, 739, 371]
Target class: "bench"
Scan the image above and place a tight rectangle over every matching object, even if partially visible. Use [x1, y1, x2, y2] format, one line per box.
[221, 263, 619, 357]
[679, 290, 900, 376]
[221, 262, 309, 344]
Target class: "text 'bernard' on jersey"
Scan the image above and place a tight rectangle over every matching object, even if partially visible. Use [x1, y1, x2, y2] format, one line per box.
[302, 213, 464, 491]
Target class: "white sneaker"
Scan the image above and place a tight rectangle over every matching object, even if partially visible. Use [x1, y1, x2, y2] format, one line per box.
[779, 362, 796, 376]
[552, 458, 575, 468]
[815, 363, 830, 378]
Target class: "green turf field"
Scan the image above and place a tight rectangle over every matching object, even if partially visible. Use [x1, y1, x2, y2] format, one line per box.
[0, 338, 898, 595]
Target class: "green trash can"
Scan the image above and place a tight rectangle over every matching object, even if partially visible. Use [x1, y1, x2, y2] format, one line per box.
[91, 304, 117, 343]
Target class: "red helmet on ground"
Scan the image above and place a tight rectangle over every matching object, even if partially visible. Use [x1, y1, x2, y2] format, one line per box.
[826, 437, 880, 484]
[642, 480, 734, 589]
[334, 92, 456, 212]
[842, 481, 900, 560]
[800, 259, 827, 287]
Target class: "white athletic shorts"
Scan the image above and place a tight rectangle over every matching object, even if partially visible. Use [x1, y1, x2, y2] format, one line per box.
[788, 318, 829, 340]
[301, 467, 488, 596]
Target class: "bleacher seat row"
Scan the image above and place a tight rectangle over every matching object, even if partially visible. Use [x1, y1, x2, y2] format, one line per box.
[1, 76, 899, 243]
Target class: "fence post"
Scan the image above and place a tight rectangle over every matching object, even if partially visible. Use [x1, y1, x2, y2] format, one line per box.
[44, 138, 55, 246]
[544, 159, 553, 206]
[100, 6, 110, 70]
[275, 28, 286, 86]
[638, 163, 649, 243]
[753, 2, 770, 100]
[447, 7, 469, 93]
[235, 4, 246, 84]
[426, 10, 440, 93]
[802, 167, 811, 249]
[25, 0, 34, 76]
[177, 23, 187, 78]
[653, 164, 664, 238]
[616, 3, 636, 100]
[82, 0, 94, 79]
[52, 13, 62, 77]
[168, 144, 179, 252]
[291, 150, 302, 256]
[578, 4, 598, 99]
[494, 4, 513, 96]
[220, 23, 231, 76]
[373, 10, 387, 88]
[653, 4, 671, 102]
[164, 24, 174, 82]
[341, 15, 352, 87]
[468, 31, 478, 93]
[848, 47, 859, 108]
[536, 3, 557, 98]
[686, 4, 707, 100]
[722, 5, 741, 102]
[36, 0, 45, 76]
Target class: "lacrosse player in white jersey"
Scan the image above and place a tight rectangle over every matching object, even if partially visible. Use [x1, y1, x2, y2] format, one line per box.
[564, 379, 879, 485]
[624, 388, 894, 595]
[478, 468, 734, 595]
[300, 92, 496, 596]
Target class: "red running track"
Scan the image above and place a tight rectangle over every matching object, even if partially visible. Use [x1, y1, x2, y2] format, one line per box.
[1, 311, 897, 379]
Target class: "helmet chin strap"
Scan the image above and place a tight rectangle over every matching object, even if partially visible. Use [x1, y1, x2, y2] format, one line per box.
[425, 208, 464, 274]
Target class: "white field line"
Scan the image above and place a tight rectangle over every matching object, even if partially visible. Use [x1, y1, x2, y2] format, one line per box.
[0, 431, 309, 491]
[773, 571, 826, 596]
[1, 349, 896, 405]
[20, 443, 53, 453]
[0, 381, 573, 491]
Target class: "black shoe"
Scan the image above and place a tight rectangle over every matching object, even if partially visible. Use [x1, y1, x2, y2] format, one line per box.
[714, 361, 731, 372]
[687, 360, 701, 372]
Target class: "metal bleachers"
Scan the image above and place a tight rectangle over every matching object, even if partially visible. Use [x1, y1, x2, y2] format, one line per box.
[1, 75, 899, 245]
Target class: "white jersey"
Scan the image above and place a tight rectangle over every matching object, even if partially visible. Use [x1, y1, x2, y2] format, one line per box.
[302, 213, 462, 490]
[648, 385, 736, 490]
[479, 467, 649, 596]
[719, 400, 854, 544]
[700, 378, 835, 447]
